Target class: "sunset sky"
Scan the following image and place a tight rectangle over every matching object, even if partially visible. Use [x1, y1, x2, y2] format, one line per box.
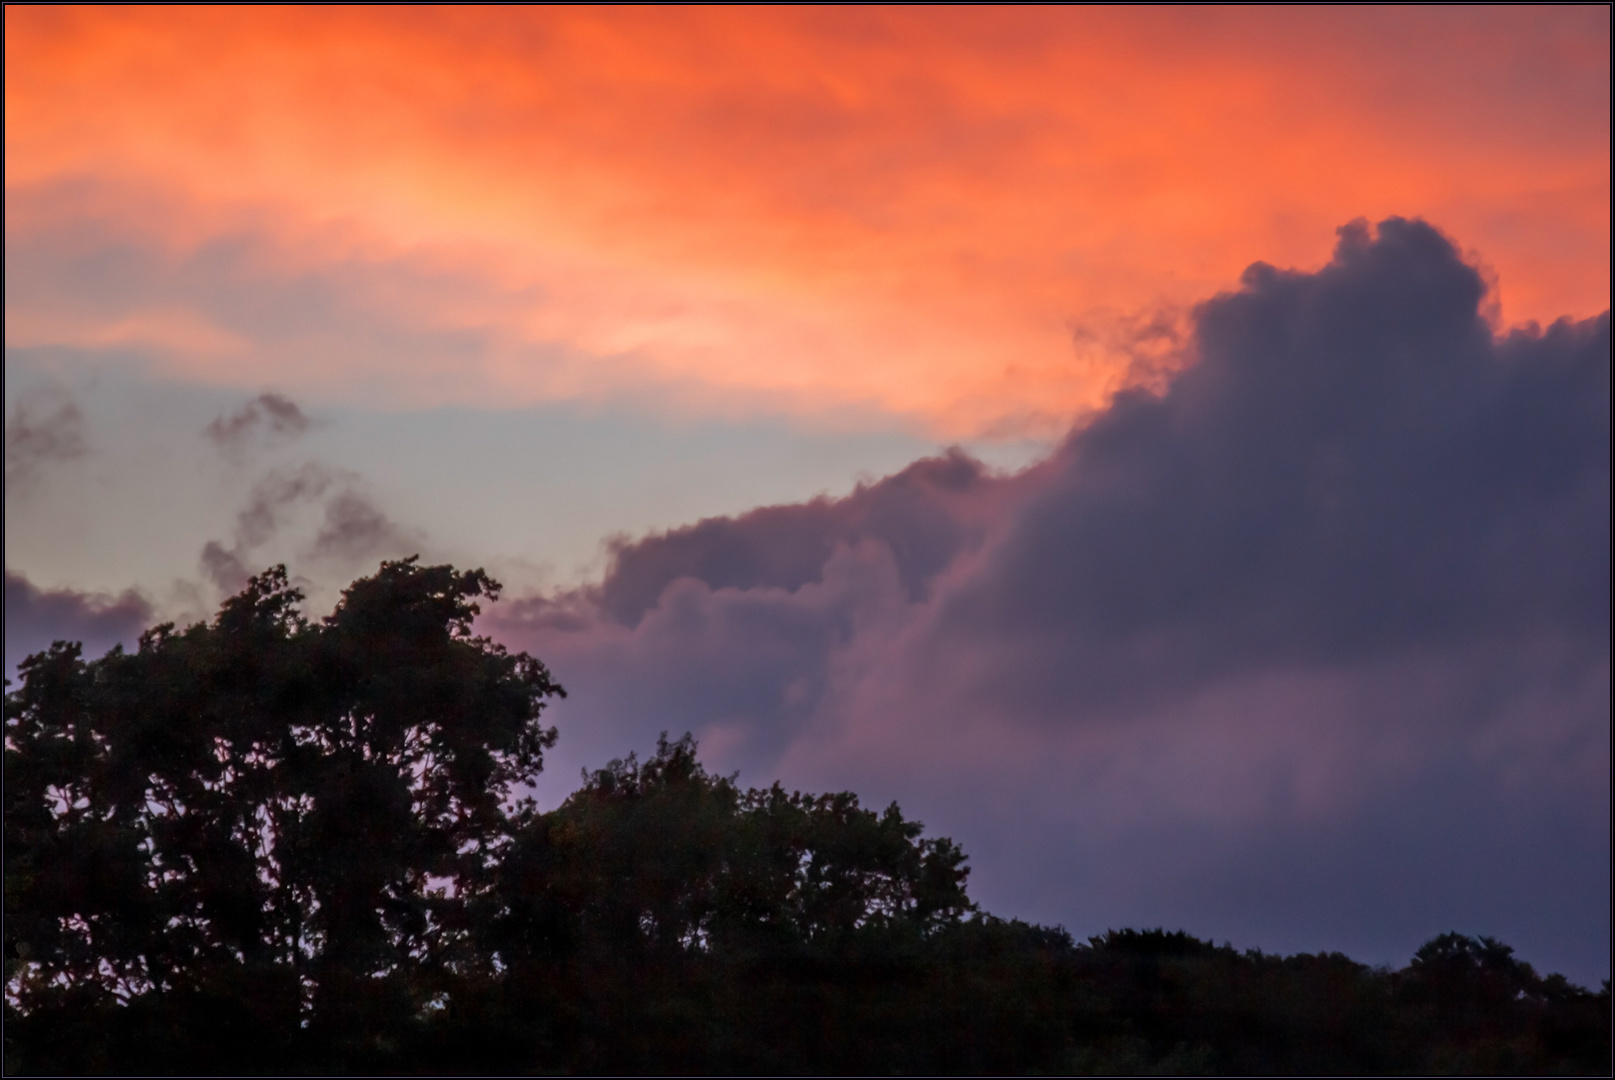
[6, 7, 1610, 984]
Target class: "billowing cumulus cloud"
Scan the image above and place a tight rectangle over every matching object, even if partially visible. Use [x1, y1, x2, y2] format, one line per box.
[929, 218, 1608, 717]
[490, 219, 1610, 982]
[3, 570, 153, 678]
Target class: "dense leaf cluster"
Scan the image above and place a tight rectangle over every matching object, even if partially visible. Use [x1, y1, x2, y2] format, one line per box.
[5, 563, 1609, 1074]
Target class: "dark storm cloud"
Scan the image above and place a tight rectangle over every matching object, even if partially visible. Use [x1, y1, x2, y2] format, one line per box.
[490, 218, 1610, 983]
[4, 388, 87, 491]
[204, 392, 312, 456]
[590, 448, 1000, 628]
[497, 446, 1022, 766]
[518, 217, 1609, 731]
[4, 570, 153, 678]
[932, 217, 1610, 716]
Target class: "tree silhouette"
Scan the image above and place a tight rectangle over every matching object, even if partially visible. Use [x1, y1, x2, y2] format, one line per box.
[5, 562, 1610, 1074]
[5, 560, 562, 1070]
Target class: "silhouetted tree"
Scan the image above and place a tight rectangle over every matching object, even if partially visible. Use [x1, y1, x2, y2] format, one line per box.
[6, 563, 1610, 1075]
[478, 734, 978, 1073]
[5, 560, 562, 1072]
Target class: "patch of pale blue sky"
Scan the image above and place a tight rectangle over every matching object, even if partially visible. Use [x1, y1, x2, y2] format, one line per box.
[5, 347, 1054, 618]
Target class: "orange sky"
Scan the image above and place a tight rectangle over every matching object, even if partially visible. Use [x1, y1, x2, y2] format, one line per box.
[6, 7, 1609, 437]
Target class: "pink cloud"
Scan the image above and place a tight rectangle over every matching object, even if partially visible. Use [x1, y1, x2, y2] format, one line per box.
[7, 9, 1607, 434]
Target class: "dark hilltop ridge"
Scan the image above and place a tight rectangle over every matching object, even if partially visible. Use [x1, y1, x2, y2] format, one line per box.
[6, 561, 1610, 1075]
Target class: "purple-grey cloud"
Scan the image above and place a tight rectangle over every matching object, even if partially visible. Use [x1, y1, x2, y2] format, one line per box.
[589, 448, 1008, 628]
[489, 218, 1611, 984]
[198, 464, 420, 594]
[4, 570, 153, 679]
[200, 464, 336, 592]
[930, 218, 1609, 718]
[204, 391, 312, 456]
[308, 489, 418, 565]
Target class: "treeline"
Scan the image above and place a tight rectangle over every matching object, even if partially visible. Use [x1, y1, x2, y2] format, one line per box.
[5, 562, 1609, 1075]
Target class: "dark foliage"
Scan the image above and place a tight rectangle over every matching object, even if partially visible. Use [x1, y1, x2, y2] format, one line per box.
[6, 563, 1610, 1075]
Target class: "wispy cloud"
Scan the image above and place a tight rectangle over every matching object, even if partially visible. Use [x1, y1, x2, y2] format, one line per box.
[204, 391, 312, 458]
[4, 386, 86, 492]
[308, 489, 418, 566]
[198, 462, 422, 594]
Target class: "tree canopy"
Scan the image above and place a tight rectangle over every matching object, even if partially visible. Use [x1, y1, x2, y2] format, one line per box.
[5, 561, 1610, 1075]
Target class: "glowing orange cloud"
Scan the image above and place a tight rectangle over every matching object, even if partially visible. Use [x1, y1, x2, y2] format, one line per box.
[6, 7, 1609, 436]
